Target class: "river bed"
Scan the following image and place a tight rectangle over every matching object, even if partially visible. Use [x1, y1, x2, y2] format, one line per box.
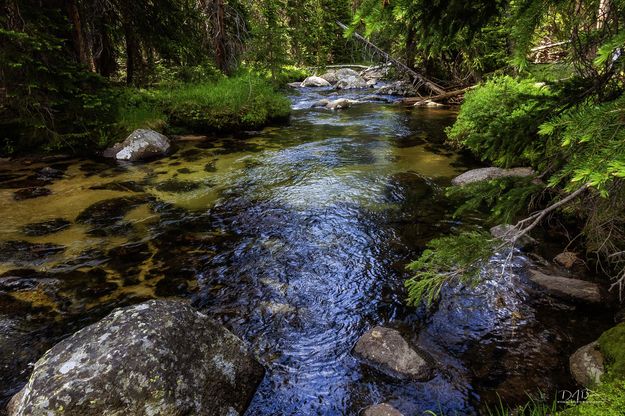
[0, 87, 613, 415]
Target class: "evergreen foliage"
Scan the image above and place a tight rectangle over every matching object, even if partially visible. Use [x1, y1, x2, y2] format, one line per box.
[405, 231, 495, 307]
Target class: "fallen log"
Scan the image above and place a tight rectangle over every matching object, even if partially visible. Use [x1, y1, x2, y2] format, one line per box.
[337, 21, 446, 96]
[401, 86, 476, 106]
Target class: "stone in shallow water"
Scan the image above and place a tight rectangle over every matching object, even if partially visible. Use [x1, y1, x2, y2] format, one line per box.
[21, 218, 71, 236]
[528, 269, 605, 304]
[0, 241, 65, 266]
[76, 195, 150, 236]
[0, 178, 52, 190]
[569, 341, 604, 387]
[353, 326, 434, 381]
[13, 187, 52, 201]
[7, 300, 264, 416]
[154, 179, 203, 193]
[204, 161, 217, 172]
[103, 129, 171, 161]
[89, 181, 145, 193]
[363, 403, 404, 416]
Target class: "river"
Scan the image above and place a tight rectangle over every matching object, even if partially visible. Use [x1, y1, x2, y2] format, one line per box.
[0, 87, 612, 415]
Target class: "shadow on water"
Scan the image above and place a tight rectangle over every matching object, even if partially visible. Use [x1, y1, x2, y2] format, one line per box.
[0, 88, 613, 415]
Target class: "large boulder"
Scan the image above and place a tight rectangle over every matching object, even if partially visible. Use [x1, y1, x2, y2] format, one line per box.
[336, 75, 369, 90]
[451, 167, 534, 186]
[353, 326, 433, 381]
[7, 300, 264, 416]
[528, 269, 605, 304]
[569, 341, 605, 387]
[363, 403, 404, 416]
[301, 76, 331, 87]
[104, 129, 171, 161]
[319, 68, 360, 84]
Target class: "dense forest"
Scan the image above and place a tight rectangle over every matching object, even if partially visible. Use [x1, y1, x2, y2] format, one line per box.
[3, 0, 625, 415]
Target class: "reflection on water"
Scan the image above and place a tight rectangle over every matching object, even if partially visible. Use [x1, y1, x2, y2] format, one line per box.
[0, 91, 609, 415]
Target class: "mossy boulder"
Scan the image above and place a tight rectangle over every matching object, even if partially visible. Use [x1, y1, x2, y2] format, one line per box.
[7, 300, 264, 416]
[598, 322, 625, 381]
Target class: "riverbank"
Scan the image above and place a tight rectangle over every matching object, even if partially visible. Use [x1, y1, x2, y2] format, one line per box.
[1, 72, 294, 157]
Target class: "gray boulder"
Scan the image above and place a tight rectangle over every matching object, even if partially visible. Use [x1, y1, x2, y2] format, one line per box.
[451, 167, 534, 186]
[363, 403, 404, 416]
[569, 341, 605, 387]
[336, 75, 369, 90]
[8, 300, 264, 416]
[353, 326, 433, 381]
[326, 98, 359, 110]
[301, 76, 331, 87]
[320, 68, 360, 84]
[375, 81, 417, 96]
[528, 269, 604, 304]
[104, 129, 171, 161]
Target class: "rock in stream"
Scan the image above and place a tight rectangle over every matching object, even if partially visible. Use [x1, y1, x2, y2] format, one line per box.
[8, 300, 264, 416]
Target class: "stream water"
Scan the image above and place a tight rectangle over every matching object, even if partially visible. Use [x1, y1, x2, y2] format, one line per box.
[0, 87, 614, 415]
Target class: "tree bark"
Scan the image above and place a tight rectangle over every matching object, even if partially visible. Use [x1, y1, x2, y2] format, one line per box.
[66, 0, 95, 71]
[213, 0, 227, 73]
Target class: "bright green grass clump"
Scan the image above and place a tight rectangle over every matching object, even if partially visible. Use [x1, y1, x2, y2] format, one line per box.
[115, 74, 291, 141]
[159, 75, 291, 132]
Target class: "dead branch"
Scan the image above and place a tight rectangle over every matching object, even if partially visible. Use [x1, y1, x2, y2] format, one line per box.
[401, 86, 477, 106]
[336, 21, 446, 95]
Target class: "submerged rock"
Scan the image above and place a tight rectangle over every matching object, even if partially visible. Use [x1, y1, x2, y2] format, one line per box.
[8, 300, 264, 416]
[0, 241, 65, 266]
[90, 181, 145, 193]
[363, 403, 404, 416]
[76, 195, 150, 236]
[103, 129, 171, 161]
[451, 167, 534, 186]
[301, 76, 331, 87]
[528, 269, 605, 304]
[12, 187, 52, 201]
[353, 326, 433, 381]
[375, 81, 417, 96]
[21, 218, 71, 236]
[154, 179, 203, 193]
[569, 341, 605, 387]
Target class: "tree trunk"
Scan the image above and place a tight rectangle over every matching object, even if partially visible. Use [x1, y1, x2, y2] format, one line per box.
[124, 23, 139, 85]
[405, 23, 416, 70]
[66, 0, 95, 71]
[213, 0, 227, 73]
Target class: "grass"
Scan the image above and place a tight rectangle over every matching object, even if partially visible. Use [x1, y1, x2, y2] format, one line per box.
[113, 73, 291, 144]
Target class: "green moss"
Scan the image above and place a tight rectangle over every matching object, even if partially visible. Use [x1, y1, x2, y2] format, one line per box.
[598, 322, 625, 381]
[560, 380, 625, 416]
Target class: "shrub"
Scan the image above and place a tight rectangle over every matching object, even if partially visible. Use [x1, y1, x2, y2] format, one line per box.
[447, 76, 556, 168]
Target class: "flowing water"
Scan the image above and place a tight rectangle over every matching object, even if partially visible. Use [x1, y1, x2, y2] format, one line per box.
[0, 87, 614, 415]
